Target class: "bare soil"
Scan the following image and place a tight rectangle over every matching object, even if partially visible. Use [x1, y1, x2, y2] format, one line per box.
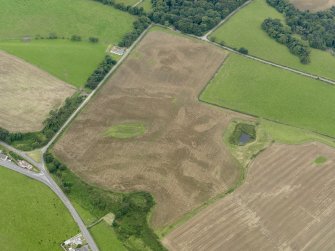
[53, 30, 241, 229]
[0, 51, 75, 132]
[290, 0, 335, 11]
[164, 142, 335, 250]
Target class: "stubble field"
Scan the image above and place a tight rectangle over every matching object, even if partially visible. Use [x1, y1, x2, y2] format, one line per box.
[53, 30, 241, 229]
[290, 0, 335, 11]
[164, 142, 335, 250]
[0, 51, 75, 132]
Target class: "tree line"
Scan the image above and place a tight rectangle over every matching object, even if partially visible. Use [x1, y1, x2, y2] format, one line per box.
[93, 0, 146, 16]
[149, 0, 248, 36]
[85, 55, 117, 90]
[267, 0, 335, 51]
[262, 18, 311, 64]
[0, 94, 84, 150]
[44, 151, 166, 250]
[118, 16, 151, 47]
[94, 0, 249, 39]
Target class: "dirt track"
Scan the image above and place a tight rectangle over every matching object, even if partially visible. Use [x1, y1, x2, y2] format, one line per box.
[290, 0, 335, 11]
[164, 142, 335, 250]
[0, 51, 75, 132]
[53, 30, 242, 229]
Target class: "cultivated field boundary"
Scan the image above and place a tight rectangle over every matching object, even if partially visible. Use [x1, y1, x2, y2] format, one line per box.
[200, 0, 335, 85]
[158, 129, 272, 238]
[42, 25, 152, 152]
[201, 0, 253, 39]
[197, 56, 335, 141]
[3, 1, 335, 247]
[0, 25, 153, 251]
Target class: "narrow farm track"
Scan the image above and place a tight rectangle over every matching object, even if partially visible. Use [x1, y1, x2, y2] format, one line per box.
[41, 26, 151, 153]
[200, 0, 253, 39]
[200, 0, 335, 85]
[200, 37, 335, 85]
[0, 27, 151, 251]
[164, 143, 335, 250]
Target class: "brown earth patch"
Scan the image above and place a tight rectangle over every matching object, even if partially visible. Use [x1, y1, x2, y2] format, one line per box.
[290, 0, 335, 11]
[53, 30, 242, 229]
[164, 142, 335, 250]
[0, 51, 75, 132]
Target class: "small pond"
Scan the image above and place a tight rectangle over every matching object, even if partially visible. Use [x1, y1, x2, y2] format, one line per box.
[239, 132, 252, 145]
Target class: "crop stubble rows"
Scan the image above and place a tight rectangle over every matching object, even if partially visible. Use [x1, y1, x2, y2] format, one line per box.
[0, 50, 75, 132]
[164, 142, 335, 250]
[53, 30, 242, 229]
[289, 0, 335, 11]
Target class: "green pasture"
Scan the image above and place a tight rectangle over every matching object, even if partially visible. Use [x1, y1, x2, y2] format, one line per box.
[0, 167, 78, 251]
[0, 0, 135, 45]
[0, 0, 136, 87]
[200, 54, 335, 138]
[210, 0, 335, 80]
[138, 0, 152, 12]
[0, 39, 106, 87]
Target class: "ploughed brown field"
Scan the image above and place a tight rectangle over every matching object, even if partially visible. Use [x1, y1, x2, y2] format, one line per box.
[53, 30, 241, 229]
[164, 142, 335, 250]
[290, 0, 335, 11]
[0, 51, 75, 132]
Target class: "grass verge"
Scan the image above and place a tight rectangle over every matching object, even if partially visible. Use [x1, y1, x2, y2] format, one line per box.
[90, 221, 127, 251]
[0, 0, 135, 44]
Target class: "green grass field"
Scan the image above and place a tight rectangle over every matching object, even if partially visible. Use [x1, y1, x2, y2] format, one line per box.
[0, 40, 107, 87]
[90, 222, 127, 251]
[0, 0, 135, 45]
[0, 0, 135, 87]
[137, 0, 152, 12]
[200, 54, 335, 138]
[210, 0, 335, 81]
[105, 123, 146, 139]
[0, 167, 78, 251]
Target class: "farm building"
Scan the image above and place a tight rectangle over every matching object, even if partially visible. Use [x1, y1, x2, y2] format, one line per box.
[0, 152, 8, 161]
[110, 46, 126, 55]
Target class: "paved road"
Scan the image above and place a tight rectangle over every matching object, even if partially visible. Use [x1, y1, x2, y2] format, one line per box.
[0, 143, 99, 251]
[0, 159, 49, 185]
[2, 4, 334, 248]
[0, 27, 152, 251]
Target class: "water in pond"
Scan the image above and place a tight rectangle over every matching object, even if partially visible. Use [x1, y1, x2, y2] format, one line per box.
[239, 133, 251, 144]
